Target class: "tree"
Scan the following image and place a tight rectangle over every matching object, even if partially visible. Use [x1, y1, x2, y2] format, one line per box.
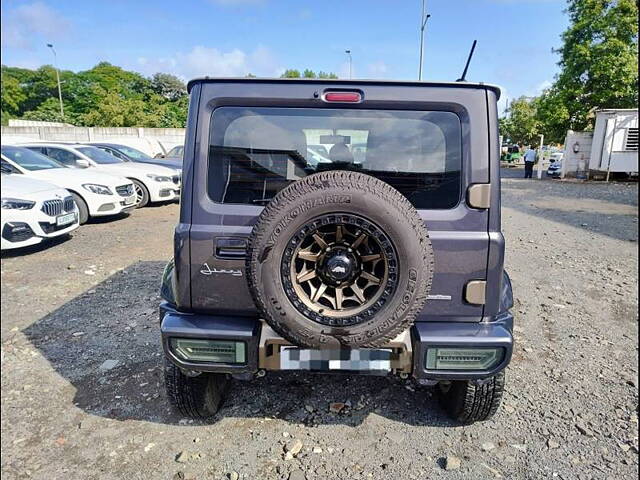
[535, 86, 571, 143]
[546, 0, 638, 133]
[500, 97, 541, 145]
[1, 75, 26, 124]
[280, 69, 301, 78]
[0, 62, 337, 127]
[22, 97, 68, 123]
[151, 73, 186, 101]
[80, 89, 150, 127]
[317, 71, 338, 79]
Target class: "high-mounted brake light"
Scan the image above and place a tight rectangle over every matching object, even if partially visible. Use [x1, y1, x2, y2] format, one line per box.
[323, 91, 362, 103]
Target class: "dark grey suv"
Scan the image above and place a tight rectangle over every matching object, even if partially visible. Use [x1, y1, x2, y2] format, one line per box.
[160, 78, 514, 423]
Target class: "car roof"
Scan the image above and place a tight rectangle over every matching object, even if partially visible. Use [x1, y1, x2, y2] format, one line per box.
[186, 77, 502, 99]
[90, 143, 123, 148]
[187, 77, 501, 100]
[19, 142, 93, 148]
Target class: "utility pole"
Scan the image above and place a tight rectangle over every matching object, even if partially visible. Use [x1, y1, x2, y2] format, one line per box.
[418, 0, 431, 80]
[46, 43, 64, 119]
[345, 50, 352, 79]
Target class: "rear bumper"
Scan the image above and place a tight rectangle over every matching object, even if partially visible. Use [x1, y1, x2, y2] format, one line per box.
[160, 302, 513, 381]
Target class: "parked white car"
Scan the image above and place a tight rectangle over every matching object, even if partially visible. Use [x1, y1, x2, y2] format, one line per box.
[1, 173, 79, 251]
[1, 145, 136, 224]
[19, 143, 181, 207]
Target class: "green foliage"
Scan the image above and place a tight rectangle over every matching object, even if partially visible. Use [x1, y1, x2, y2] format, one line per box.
[281, 69, 339, 79]
[22, 97, 67, 123]
[1, 62, 338, 127]
[553, 0, 638, 132]
[280, 69, 301, 78]
[500, 97, 541, 145]
[534, 86, 572, 143]
[151, 73, 186, 101]
[317, 71, 338, 79]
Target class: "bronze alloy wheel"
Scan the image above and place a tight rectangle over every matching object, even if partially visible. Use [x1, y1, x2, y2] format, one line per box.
[281, 213, 398, 327]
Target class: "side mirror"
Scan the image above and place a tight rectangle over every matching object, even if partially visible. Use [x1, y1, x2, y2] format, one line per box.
[76, 159, 90, 168]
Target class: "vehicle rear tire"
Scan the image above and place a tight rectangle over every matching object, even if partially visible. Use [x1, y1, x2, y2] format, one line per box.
[70, 192, 89, 224]
[164, 359, 229, 419]
[131, 179, 150, 208]
[247, 170, 434, 349]
[438, 372, 505, 423]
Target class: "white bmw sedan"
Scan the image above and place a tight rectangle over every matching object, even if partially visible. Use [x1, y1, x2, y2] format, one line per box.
[1, 173, 79, 251]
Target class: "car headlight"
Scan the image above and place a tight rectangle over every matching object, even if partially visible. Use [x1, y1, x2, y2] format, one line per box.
[82, 183, 113, 195]
[147, 174, 172, 182]
[1, 198, 36, 210]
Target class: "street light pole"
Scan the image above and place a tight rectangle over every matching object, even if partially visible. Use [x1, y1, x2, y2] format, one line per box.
[46, 43, 64, 119]
[418, 0, 431, 81]
[345, 50, 352, 79]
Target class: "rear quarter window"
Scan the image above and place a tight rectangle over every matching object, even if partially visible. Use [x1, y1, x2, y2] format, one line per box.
[207, 107, 462, 209]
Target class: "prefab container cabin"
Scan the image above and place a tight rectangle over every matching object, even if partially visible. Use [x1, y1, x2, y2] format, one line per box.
[589, 109, 638, 178]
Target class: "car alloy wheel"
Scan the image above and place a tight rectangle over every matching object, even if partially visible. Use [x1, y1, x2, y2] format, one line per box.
[281, 213, 398, 327]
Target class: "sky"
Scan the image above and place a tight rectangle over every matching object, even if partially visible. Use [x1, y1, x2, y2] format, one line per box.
[0, 0, 570, 113]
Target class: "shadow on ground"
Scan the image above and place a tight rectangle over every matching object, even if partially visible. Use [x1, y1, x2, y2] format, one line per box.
[23, 260, 456, 428]
[500, 169, 638, 242]
[0, 234, 75, 258]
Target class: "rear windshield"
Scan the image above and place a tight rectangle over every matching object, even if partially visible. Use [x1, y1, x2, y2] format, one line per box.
[208, 107, 462, 209]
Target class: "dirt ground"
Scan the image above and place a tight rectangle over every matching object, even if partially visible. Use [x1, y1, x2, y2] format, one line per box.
[1, 173, 638, 480]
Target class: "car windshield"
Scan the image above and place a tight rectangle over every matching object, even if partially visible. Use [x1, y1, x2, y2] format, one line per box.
[115, 145, 153, 160]
[77, 146, 122, 164]
[1, 146, 65, 171]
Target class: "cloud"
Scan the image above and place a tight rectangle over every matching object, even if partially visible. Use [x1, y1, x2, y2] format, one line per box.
[136, 45, 282, 79]
[1, 2, 71, 49]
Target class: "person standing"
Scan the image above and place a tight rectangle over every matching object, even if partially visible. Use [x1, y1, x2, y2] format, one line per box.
[523, 145, 537, 179]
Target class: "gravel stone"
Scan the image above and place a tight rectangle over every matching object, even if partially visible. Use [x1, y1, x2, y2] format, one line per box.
[444, 456, 462, 470]
[1, 176, 638, 480]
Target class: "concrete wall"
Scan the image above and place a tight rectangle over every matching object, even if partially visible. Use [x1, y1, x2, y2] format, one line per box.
[562, 131, 593, 179]
[1, 126, 186, 157]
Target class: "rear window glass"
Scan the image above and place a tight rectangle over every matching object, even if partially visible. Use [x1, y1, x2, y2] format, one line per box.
[208, 107, 462, 209]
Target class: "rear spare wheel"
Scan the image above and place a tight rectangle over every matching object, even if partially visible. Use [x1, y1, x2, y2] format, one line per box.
[247, 170, 433, 349]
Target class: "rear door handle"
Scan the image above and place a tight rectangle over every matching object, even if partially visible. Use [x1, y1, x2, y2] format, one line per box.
[215, 237, 248, 259]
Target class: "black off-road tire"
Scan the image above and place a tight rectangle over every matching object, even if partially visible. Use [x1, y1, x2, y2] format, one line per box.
[70, 192, 89, 224]
[164, 359, 229, 419]
[439, 372, 506, 423]
[247, 170, 434, 349]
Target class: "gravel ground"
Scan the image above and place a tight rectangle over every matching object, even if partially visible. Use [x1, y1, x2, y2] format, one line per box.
[1, 174, 638, 480]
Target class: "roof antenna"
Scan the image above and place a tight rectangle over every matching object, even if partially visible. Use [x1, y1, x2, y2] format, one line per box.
[456, 40, 477, 82]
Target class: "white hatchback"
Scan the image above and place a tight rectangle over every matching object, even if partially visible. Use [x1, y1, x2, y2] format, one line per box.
[1, 174, 79, 251]
[19, 143, 181, 207]
[1, 146, 137, 224]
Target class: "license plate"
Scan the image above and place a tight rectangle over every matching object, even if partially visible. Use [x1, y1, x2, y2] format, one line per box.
[123, 195, 136, 205]
[56, 213, 76, 226]
[280, 347, 392, 372]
